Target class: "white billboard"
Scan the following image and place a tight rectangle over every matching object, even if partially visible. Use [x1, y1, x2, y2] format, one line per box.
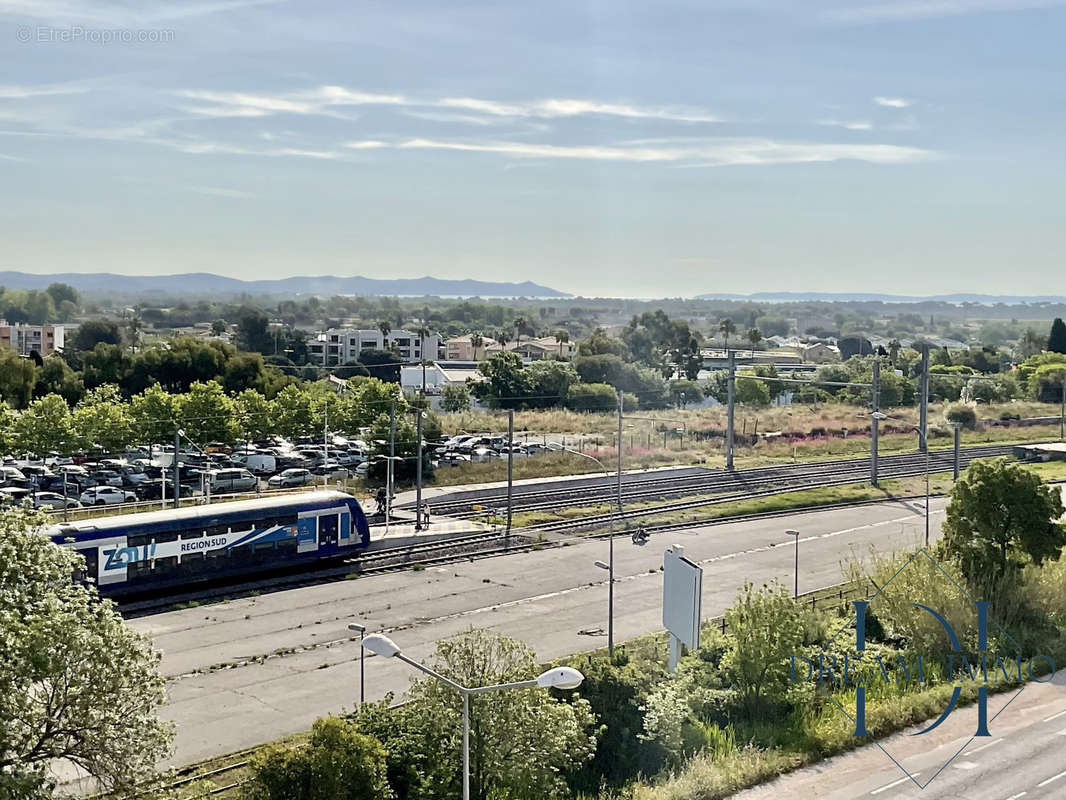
[663, 544, 702, 650]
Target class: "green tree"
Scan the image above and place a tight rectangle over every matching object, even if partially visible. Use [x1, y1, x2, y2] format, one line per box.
[34, 354, 84, 404]
[718, 318, 736, 350]
[735, 376, 771, 406]
[130, 384, 178, 449]
[722, 582, 805, 710]
[362, 629, 596, 800]
[0, 403, 15, 454]
[72, 384, 134, 453]
[441, 383, 471, 413]
[81, 342, 132, 389]
[271, 384, 315, 439]
[246, 716, 394, 800]
[0, 348, 36, 409]
[474, 351, 531, 410]
[72, 318, 123, 352]
[177, 380, 238, 444]
[0, 507, 172, 797]
[211, 318, 227, 336]
[669, 379, 702, 408]
[566, 382, 618, 412]
[746, 327, 761, 356]
[235, 388, 274, 441]
[14, 394, 75, 455]
[941, 460, 1066, 601]
[1049, 317, 1066, 354]
[44, 282, 79, 307]
[223, 352, 269, 394]
[526, 360, 578, 408]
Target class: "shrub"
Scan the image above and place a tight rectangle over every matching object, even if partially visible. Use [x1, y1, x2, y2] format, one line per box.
[944, 404, 977, 429]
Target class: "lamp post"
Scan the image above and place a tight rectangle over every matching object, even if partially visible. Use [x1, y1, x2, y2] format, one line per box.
[361, 633, 583, 800]
[872, 412, 930, 547]
[347, 623, 366, 705]
[547, 443, 617, 656]
[786, 529, 799, 599]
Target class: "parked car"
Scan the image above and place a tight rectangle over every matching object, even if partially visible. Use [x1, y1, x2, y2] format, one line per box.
[353, 461, 370, 477]
[235, 453, 277, 475]
[88, 469, 125, 487]
[437, 451, 471, 467]
[135, 479, 196, 500]
[311, 462, 349, 480]
[0, 465, 28, 485]
[207, 468, 258, 493]
[0, 486, 32, 506]
[79, 486, 137, 506]
[33, 491, 80, 510]
[267, 468, 313, 488]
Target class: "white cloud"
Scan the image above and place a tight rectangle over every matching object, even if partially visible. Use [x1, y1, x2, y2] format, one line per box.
[826, 0, 1066, 24]
[0, 0, 286, 24]
[818, 119, 874, 130]
[186, 184, 253, 198]
[0, 152, 29, 161]
[874, 96, 911, 108]
[174, 85, 719, 124]
[345, 136, 935, 167]
[439, 96, 718, 123]
[0, 83, 88, 99]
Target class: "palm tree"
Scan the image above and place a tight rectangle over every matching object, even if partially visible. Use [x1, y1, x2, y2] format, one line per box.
[377, 320, 391, 347]
[497, 329, 510, 349]
[513, 317, 527, 348]
[719, 318, 737, 351]
[888, 339, 902, 366]
[556, 329, 570, 358]
[470, 331, 484, 360]
[747, 327, 761, 356]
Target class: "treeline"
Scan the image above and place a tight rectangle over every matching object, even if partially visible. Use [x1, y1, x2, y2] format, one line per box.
[0, 282, 81, 324]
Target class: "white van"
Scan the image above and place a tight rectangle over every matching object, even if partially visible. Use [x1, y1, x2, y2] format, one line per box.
[207, 468, 258, 494]
[233, 453, 277, 476]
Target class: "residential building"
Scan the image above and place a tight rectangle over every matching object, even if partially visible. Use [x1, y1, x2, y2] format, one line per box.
[800, 342, 841, 363]
[307, 328, 441, 367]
[508, 336, 576, 360]
[400, 361, 485, 410]
[444, 333, 498, 361]
[0, 320, 66, 356]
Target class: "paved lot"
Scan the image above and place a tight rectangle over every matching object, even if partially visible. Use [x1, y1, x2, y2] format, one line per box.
[131, 494, 949, 767]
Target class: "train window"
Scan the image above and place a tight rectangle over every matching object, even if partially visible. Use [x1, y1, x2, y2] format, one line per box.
[253, 540, 275, 553]
[204, 548, 227, 569]
[153, 556, 179, 573]
[229, 544, 253, 564]
[182, 529, 205, 539]
[154, 532, 178, 544]
[127, 534, 149, 548]
[230, 519, 255, 533]
[276, 536, 297, 555]
[128, 560, 153, 580]
[206, 525, 229, 537]
[179, 552, 205, 573]
[318, 514, 339, 547]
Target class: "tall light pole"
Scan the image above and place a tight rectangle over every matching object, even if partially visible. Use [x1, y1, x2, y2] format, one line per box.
[361, 634, 583, 800]
[786, 529, 800, 598]
[548, 443, 615, 656]
[873, 412, 930, 547]
[347, 623, 366, 705]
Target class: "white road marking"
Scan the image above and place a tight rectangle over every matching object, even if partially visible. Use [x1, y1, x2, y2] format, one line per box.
[964, 738, 1000, 755]
[1038, 770, 1066, 787]
[952, 761, 978, 769]
[1005, 793, 1027, 800]
[870, 773, 920, 795]
[1043, 708, 1066, 722]
[1057, 727, 1066, 736]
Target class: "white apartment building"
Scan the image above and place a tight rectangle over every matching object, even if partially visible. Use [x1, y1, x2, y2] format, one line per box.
[0, 320, 66, 356]
[308, 328, 441, 366]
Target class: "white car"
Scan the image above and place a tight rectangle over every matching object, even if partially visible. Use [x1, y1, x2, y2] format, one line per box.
[79, 486, 136, 506]
[33, 491, 80, 510]
[311, 462, 349, 480]
[268, 468, 313, 488]
[470, 447, 499, 463]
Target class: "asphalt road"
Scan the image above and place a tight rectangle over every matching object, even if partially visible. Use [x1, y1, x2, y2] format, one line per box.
[130, 494, 947, 768]
[734, 669, 1066, 800]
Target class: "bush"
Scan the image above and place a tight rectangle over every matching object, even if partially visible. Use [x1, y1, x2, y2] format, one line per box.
[245, 717, 394, 800]
[565, 382, 618, 412]
[944, 404, 977, 429]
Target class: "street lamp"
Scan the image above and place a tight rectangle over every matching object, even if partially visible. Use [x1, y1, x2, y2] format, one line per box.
[872, 412, 930, 547]
[786, 529, 799, 599]
[361, 633, 583, 800]
[547, 442, 618, 656]
[347, 623, 366, 705]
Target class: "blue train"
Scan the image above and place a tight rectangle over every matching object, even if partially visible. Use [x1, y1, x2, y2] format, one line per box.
[46, 491, 371, 595]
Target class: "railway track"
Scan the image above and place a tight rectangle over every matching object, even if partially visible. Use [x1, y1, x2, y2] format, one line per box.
[425, 443, 1020, 518]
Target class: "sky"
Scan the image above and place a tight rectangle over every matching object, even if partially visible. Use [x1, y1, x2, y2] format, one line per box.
[1, 0, 1065, 298]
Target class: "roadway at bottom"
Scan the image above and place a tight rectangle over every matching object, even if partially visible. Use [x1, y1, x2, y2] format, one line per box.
[130, 495, 947, 769]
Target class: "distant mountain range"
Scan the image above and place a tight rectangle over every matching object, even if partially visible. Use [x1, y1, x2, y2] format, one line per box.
[0, 271, 569, 298]
[694, 291, 1066, 304]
